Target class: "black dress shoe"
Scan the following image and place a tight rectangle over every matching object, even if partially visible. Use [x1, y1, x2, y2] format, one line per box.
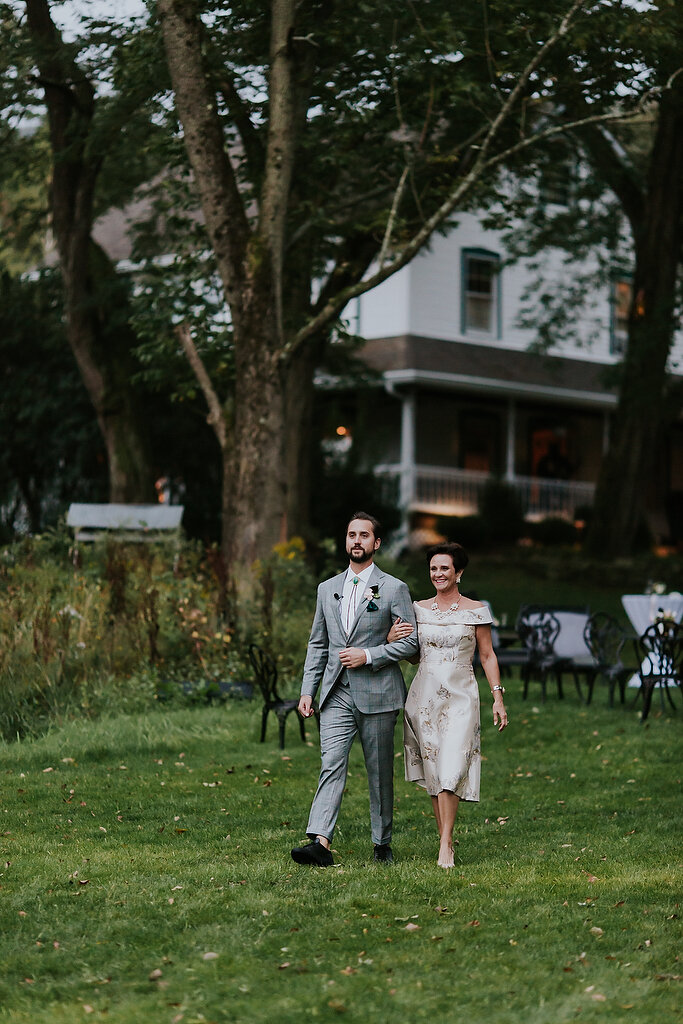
[374, 843, 393, 863]
[291, 839, 334, 866]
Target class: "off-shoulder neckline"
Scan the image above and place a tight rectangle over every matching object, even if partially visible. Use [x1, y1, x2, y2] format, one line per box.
[414, 599, 487, 611]
[413, 600, 492, 623]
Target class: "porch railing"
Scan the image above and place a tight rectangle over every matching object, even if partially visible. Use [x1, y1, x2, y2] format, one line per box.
[373, 464, 595, 520]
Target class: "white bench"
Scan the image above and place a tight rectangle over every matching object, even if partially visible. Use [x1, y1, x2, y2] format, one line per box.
[66, 503, 184, 543]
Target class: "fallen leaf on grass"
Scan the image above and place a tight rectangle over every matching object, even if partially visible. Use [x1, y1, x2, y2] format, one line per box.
[655, 973, 681, 981]
[404, 923, 420, 932]
[202, 952, 218, 961]
[148, 968, 163, 981]
[279, 962, 291, 970]
[340, 966, 357, 975]
[465, 920, 480, 928]
[590, 927, 604, 938]
[328, 999, 347, 1012]
[83, 1006, 94, 1014]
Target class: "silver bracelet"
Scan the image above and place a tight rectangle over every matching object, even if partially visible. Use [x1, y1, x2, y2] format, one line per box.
[492, 685, 505, 695]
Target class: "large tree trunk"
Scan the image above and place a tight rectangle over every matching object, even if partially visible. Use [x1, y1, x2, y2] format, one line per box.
[282, 335, 325, 541]
[25, 0, 155, 503]
[585, 84, 683, 557]
[224, 314, 288, 569]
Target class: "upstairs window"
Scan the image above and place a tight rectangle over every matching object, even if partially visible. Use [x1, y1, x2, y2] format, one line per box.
[610, 278, 631, 355]
[461, 249, 501, 338]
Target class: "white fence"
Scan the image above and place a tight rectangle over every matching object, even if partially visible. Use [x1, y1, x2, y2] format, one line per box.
[373, 464, 595, 520]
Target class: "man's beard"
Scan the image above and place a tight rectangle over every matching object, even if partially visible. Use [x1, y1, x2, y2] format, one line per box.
[348, 547, 370, 563]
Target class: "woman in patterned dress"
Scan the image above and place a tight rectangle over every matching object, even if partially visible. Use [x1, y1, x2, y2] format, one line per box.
[388, 543, 507, 868]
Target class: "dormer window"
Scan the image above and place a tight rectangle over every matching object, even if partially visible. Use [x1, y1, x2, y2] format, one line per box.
[461, 248, 501, 338]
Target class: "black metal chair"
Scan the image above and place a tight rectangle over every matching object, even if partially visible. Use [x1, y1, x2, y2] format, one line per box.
[248, 643, 317, 749]
[582, 612, 633, 707]
[518, 604, 594, 701]
[517, 607, 562, 701]
[634, 621, 682, 722]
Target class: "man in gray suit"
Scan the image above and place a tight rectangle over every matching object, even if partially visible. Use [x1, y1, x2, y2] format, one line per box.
[291, 512, 418, 866]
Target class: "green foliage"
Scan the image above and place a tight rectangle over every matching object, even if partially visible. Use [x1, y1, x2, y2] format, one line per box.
[479, 478, 525, 545]
[526, 517, 579, 546]
[0, 699, 680, 1023]
[0, 534, 319, 739]
[436, 514, 491, 550]
[0, 271, 108, 536]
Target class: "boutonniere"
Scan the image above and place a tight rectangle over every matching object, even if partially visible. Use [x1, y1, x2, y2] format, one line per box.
[365, 585, 380, 611]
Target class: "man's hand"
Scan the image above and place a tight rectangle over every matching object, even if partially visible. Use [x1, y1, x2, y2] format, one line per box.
[339, 647, 368, 669]
[298, 695, 315, 718]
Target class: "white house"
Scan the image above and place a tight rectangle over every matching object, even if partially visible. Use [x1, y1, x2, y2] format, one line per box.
[329, 212, 683, 544]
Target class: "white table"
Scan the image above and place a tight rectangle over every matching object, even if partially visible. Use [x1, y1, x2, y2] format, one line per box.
[622, 593, 683, 688]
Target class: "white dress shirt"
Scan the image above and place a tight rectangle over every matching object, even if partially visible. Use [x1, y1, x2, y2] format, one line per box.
[341, 563, 375, 664]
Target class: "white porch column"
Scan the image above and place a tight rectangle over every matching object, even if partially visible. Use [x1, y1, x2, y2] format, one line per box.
[400, 389, 417, 509]
[505, 398, 517, 481]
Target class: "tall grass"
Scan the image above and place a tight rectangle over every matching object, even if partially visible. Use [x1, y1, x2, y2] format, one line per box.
[0, 535, 314, 740]
[1, 530, 680, 742]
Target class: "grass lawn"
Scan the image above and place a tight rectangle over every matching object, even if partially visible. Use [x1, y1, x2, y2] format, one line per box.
[0, 681, 680, 1024]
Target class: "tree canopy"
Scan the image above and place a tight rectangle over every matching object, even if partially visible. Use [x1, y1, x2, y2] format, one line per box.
[1, 0, 679, 562]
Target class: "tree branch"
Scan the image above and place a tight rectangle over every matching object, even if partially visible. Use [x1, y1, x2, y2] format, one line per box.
[282, 98, 649, 361]
[175, 323, 227, 450]
[556, 86, 645, 227]
[156, 0, 250, 326]
[218, 73, 264, 181]
[377, 166, 410, 267]
[258, 0, 301, 344]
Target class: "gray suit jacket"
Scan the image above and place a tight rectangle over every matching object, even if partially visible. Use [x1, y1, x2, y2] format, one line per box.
[300, 565, 418, 713]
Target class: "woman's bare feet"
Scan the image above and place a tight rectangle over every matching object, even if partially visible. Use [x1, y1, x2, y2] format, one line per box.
[437, 842, 454, 869]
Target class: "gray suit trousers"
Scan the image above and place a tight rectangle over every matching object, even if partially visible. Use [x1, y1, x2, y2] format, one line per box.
[306, 680, 399, 846]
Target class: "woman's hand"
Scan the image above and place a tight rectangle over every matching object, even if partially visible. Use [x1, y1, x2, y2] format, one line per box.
[493, 695, 508, 731]
[387, 616, 414, 643]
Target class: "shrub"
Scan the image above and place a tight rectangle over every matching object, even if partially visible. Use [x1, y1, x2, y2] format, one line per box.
[526, 517, 578, 546]
[479, 478, 525, 544]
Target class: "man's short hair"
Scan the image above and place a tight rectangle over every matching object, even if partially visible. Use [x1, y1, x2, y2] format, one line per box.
[347, 511, 381, 540]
